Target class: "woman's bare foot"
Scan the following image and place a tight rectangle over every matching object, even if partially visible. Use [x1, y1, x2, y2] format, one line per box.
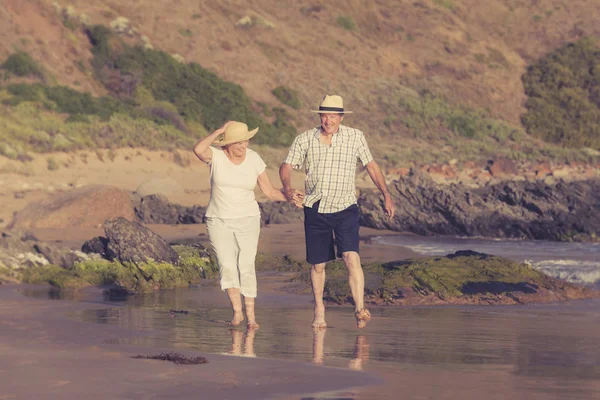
[312, 304, 327, 329]
[229, 312, 244, 327]
[247, 320, 260, 330]
[355, 309, 371, 329]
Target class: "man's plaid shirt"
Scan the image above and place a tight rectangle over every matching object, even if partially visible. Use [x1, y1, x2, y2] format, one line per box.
[283, 124, 374, 213]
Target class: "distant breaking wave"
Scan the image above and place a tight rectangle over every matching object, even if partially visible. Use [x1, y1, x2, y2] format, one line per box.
[532, 260, 600, 286]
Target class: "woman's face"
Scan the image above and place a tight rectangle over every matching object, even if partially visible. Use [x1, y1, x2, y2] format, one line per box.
[225, 140, 249, 157]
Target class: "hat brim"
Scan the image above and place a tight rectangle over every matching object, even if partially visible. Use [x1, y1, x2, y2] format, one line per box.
[212, 127, 259, 147]
[310, 110, 353, 114]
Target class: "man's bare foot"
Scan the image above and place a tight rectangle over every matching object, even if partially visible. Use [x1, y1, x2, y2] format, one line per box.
[312, 305, 327, 329]
[229, 312, 244, 327]
[247, 320, 260, 330]
[355, 309, 371, 329]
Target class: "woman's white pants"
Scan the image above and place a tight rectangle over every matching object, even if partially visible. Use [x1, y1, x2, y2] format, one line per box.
[206, 216, 261, 298]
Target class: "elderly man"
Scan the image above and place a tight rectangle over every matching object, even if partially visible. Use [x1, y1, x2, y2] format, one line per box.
[279, 94, 395, 329]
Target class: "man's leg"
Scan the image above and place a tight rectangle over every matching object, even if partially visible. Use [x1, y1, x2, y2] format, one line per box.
[333, 205, 370, 328]
[304, 202, 335, 328]
[311, 262, 327, 328]
[342, 251, 371, 328]
[341, 251, 364, 313]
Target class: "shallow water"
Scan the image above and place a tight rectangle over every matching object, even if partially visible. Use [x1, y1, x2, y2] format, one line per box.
[23, 286, 600, 400]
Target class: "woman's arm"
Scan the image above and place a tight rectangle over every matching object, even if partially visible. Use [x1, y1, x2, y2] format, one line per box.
[193, 120, 235, 163]
[257, 171, 287, 201]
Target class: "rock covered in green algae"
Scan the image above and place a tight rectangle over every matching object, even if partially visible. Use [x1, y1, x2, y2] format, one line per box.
[0, 230, 97, 284]
[21, 244, 218, 293]
[300, 250, 596, 305]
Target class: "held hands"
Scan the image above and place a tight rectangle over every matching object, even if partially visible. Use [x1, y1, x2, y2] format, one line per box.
[284, 187, 304, 208]
[291, 190, 304, 208]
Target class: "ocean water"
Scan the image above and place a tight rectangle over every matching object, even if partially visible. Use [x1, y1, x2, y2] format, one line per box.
[373, 235, 600, 288]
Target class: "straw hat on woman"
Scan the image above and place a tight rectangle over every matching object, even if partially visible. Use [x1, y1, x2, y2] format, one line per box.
[194, 121, 302, 329]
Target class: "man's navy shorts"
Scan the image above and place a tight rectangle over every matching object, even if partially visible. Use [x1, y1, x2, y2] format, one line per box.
[303, 201, 360, 265]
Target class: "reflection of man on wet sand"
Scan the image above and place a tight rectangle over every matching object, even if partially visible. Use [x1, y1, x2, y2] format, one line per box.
[280, 95, 395, 329]
[312, 329, 370, 371]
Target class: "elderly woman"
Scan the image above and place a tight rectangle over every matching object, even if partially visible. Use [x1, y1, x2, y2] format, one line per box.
[193, 121, 300, 329]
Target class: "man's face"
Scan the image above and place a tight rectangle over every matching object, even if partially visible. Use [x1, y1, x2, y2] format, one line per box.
[319, 113, 343, 135]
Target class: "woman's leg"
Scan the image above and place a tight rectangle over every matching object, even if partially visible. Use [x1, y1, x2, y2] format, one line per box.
[226, 288, 244, 326]
[244, 296, 259, 329]
[233, 216, 261, 327]
[207, 217, 243, 325]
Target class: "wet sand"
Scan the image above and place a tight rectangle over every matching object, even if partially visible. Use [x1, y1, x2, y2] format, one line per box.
[11, 281, 600, 400]
[0, 283, 378, 400]
[4, 223, 600, 399]
[0, 222, 418, 399]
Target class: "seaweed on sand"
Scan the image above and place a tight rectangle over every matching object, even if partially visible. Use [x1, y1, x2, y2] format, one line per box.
[132, 352, 208, 365]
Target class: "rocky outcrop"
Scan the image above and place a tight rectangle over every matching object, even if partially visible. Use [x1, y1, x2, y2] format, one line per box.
[259, 201, 303, 224]
[134, 194, 302, 225]
[306, 250, 598, 306]
[0, 230, 96, 283]
[359, 170, 600, 241]
[97, 217, 179, 265]
[9, 185, 136, 229]
[134, 194, 206, 224]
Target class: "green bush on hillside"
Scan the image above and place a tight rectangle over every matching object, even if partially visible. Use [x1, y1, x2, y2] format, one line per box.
[1, 52, 45, 79]
[87, 25, 295, 147]
[521, 37, 600, 149]
[393, 91, 522, 141]
[272, 85, 301, 109]
[336, 16, 356, 31]
[3, 83, 137, 120]
[0, 102, 193, 153]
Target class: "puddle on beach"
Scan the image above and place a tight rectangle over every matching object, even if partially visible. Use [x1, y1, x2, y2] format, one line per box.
[22, 286, 600, 400]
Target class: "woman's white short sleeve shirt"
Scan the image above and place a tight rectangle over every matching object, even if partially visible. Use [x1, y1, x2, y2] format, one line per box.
[205, 147, 266, 219]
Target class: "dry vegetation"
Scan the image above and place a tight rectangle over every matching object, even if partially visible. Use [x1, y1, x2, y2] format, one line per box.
[1, 0, 600, 167]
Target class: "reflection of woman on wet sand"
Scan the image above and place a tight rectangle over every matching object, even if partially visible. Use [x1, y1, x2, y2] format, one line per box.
[228, 328, 257, 357]
[193, 121, 302, 329]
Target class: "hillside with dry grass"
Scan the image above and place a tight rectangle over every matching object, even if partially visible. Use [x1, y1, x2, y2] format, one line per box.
[1, 0, 600, 168]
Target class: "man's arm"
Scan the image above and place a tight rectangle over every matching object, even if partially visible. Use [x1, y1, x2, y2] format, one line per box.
[279, 162, 296, 202]
[365, 160, 395, 219]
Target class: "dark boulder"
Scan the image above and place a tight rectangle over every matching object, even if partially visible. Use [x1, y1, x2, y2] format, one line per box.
[135, 194, 206, 224]
[358, 170, 600, 241]
[81, 236, 109, 257]
[103, 217, 179, 265]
